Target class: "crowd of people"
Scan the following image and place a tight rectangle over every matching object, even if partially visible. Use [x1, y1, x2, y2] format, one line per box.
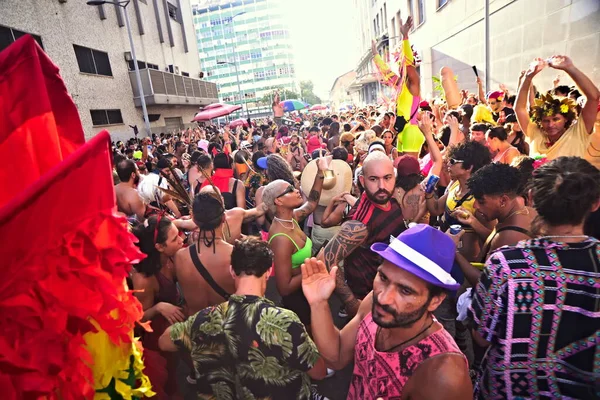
[110, 19, 600, 400]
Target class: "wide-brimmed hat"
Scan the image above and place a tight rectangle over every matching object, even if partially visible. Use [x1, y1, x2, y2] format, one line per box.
[371, 224, 459, 290]
[300, 159, 352, 206]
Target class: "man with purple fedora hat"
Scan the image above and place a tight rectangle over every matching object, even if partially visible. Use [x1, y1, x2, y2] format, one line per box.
[301, 224, 472, 400]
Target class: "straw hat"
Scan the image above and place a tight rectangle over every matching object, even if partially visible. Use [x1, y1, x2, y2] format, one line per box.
[300, 159, 352, 206]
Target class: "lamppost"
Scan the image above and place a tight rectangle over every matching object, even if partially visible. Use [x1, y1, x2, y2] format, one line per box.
[87, 0, 152, 136]
[221, 11, 249, 119]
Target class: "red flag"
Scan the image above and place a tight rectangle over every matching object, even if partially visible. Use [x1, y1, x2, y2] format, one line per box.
[0, 35, 85, 208]
[0, 37, 150, 398]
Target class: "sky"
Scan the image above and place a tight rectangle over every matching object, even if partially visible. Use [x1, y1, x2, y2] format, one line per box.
[281, 0, 359, 101]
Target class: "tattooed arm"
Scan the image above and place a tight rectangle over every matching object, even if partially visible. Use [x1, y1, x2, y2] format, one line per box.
[319, 220, 369, 317]
[294, 156, 331, 222]
[395, 186, 427, 224]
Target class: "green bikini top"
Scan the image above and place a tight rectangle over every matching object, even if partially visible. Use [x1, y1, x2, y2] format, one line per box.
[268, 220, 313, 269]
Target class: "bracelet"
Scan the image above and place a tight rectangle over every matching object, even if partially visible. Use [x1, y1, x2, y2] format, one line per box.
[425, 194, 434, 199]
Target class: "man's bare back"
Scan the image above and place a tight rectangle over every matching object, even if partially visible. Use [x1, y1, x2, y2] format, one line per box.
[115, 183, 145, 221]
[174, 240, 236, 315]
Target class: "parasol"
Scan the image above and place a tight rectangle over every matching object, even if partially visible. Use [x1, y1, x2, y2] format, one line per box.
[229, 118, 249, 128]
[279, 99, 309, 112]
[193, 102, 242, 122]
[309, 104, 328, 111]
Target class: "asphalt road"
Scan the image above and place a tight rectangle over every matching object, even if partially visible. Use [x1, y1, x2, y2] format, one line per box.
[177, 276, 353, 400]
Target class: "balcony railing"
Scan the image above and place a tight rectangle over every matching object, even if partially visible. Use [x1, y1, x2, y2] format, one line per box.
[129, 68, 219, 107]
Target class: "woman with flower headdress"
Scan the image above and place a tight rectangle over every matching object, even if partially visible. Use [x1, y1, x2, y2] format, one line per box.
[515, 55, 600, 160]
[372, 16, 422, 158]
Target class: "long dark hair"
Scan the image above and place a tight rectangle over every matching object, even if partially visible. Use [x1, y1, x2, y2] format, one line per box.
[131, 215, 172, 277]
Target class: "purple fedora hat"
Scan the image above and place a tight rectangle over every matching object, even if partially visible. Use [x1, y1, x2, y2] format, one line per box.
[371, 224, 459, 290]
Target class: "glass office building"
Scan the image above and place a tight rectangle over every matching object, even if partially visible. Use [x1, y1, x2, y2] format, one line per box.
[191, 0, 298, 118]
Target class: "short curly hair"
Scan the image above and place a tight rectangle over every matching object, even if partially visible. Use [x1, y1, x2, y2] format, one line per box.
[231, 237, 274, 277]
[467, 163, 520, 200]
[446, 140, 491, 174]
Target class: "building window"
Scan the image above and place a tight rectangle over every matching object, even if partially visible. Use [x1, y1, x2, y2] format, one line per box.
[181, 71, 190, 77]
[139, 0, 147, 4]
[438, 0, 449, 8]
[0, 25, 43, 52]
[74, 45, 112, 76]
[417, 0, 425, 25]
[407, 0, 414, 21]
[167, 2, 179, 22]
[90, 109, 123, 126]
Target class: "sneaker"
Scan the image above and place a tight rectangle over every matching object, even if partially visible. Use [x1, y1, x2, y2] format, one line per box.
[338, 306, 348, 318]
[310, 385, 330, 400]
[325, 368, 335, 378]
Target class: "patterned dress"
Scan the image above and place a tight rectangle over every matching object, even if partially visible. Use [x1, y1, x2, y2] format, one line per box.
[469, 237, 600, 399]
[170, 294, 320, 399]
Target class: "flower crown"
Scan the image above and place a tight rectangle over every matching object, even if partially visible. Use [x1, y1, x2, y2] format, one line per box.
[530, 93, 576, 127]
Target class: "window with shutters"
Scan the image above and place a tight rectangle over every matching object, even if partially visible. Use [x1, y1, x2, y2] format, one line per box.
[0, 25, 43, 52]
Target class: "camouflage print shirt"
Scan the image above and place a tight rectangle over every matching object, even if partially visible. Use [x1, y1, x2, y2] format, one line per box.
[170, 294, 320, 399]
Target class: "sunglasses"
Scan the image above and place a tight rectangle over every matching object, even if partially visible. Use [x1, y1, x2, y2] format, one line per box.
[448, 158, 465, 165]
[276, 185, 295, 199]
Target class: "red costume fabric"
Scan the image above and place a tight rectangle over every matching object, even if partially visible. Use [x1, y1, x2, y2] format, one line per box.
[0, 35, 152, 399]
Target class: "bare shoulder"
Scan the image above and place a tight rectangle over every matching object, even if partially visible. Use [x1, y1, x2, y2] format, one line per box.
[407, 352, 472, 399]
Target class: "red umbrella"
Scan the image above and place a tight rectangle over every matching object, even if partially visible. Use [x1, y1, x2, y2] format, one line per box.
[193, 103, 242, 122]
[309, 104, 328, 111]
[229, 118, 249, 128]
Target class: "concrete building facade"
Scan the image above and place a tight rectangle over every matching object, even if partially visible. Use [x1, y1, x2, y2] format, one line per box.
[349, 0, 600, 103]
[0, 0, 218, 140]
[329, 70, 360, 111]
[190, 0, 299, 119]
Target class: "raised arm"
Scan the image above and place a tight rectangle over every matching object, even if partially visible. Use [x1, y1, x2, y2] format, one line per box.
[320, 220, 368, 317]
[420, 113, 444, 177]
[549, 55, 600, 133]
[400, 17, 420, 97]
[301, 258, 373, 370]
[477, 77, 486, 105]
[516, 58, 546, 137]
[293, 156, 330, 221]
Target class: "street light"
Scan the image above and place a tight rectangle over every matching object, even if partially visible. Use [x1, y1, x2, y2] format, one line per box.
[221, 11, 250, 119]
[86, 0, 151, 136]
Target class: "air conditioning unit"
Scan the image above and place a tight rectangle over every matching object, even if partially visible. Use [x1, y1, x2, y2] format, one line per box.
[168, 64, 180, 74]
[199, 71, 205, 79]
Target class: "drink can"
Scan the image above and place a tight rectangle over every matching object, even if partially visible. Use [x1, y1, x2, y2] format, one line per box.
[424, 174, 440, 194]
[449, 224, 462, 235]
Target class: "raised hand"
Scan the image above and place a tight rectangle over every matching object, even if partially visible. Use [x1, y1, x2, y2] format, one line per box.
[316, 155, 333, 172]
[447, 115, 459, 131]
[547, 55, 574, 72]
[301, 257, 337, 305]
[418, 112, 433, 135]
[399, 16, 413, 39]
[525, 58, 546, 78]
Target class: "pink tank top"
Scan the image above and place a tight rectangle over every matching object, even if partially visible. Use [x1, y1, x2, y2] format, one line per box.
[348, 313, 466, 400]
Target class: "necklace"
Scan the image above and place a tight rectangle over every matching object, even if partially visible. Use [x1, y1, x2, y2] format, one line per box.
[378, 318, 435, 353]
[502, 206, 529, 222]
[274, 216, 295, 230]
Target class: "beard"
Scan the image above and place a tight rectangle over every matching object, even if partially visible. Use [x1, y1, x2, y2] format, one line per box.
[133, 173, 141, 186]
[365, 187, 393, 205]
[372, 294, 431, 329]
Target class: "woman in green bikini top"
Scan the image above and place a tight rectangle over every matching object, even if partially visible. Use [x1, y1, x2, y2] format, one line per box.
[262, 156, 330, 326]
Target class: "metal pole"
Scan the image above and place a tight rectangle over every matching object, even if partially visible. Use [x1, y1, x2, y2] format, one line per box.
[484, 0, 490, 94]
[123, 2, 151, 136]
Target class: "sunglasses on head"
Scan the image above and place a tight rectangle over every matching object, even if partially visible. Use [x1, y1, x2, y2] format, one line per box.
[448, 158, 464, 165]
[276, 185, 295, 199]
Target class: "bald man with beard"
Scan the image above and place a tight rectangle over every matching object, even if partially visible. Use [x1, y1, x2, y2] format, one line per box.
[320, 152, 408, 317]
